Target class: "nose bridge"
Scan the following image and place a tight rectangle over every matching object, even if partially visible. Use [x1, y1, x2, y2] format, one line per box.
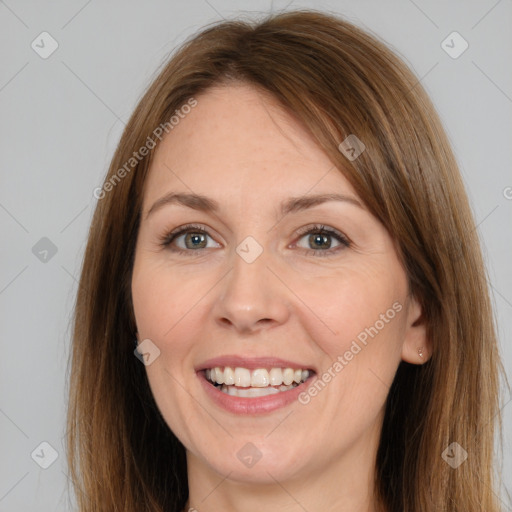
[213, 235, 290, 331]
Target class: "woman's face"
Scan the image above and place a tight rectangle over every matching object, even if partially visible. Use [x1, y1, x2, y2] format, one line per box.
[131, 83, 427, 485]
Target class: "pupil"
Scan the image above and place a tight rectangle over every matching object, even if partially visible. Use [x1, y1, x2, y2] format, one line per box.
[311, 233, 330, 249]
[186, 233, 206, 249]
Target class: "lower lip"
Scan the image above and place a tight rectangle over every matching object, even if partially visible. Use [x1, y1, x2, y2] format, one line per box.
[197, 371, 315, 414]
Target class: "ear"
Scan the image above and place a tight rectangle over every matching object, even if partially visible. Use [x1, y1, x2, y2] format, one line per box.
[401, 294, 431, 364]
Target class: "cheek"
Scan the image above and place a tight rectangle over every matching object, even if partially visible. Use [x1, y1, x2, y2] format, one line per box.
[292, 267, 405, 357]
[131, 259, 205, 340]
[291, 266, 407, 419]
[300, 280, 405, 424]
[131, 263, 203, 449]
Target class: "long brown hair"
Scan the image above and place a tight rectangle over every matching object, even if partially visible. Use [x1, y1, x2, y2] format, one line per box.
[65, 9, 506, 511]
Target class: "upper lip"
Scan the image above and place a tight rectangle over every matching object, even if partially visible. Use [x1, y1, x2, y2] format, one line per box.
[196, 355, 316, 373]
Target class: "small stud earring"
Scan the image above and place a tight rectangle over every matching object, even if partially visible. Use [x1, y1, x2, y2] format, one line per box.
[418, 347, 424, 359]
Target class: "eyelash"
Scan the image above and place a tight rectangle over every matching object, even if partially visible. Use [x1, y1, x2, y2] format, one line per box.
[158, 223, 350, 258]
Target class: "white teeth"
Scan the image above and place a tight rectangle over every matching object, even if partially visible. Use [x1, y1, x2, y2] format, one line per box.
[223, 367, 235, 385]
[234, 367, 251, 387]
[269, 368, 283, 386]
[282, 368, 294, 385]
[214, 367, 224, 384]
[205, 366, 311, 388]
[251, 368, 270, 387]
[219, 383, 297, 397]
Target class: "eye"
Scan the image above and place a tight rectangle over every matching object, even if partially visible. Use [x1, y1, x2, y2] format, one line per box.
[158, 223, 350, 257]
[292, 224, 350, 257]
[158, 223, 220, 255]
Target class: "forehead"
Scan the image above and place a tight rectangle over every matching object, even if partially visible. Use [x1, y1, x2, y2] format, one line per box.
[142, 83, 358, 210]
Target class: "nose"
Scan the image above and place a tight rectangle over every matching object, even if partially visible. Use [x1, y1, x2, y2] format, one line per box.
[212, 244, 291, 335]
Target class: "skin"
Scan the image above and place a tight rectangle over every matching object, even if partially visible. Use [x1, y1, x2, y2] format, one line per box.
[131, 82, 430, 512]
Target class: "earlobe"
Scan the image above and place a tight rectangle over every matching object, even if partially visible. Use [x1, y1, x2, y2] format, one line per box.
[401, 296, 431, 364]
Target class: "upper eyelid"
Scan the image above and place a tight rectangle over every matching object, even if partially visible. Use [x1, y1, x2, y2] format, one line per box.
[165, 223, 345, 238]
[294, 224, 348, 239]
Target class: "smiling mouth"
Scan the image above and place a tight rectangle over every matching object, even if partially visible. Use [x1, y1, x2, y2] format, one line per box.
[204, 366, 314, 398]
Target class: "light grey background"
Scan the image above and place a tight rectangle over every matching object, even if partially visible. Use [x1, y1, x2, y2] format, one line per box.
[1, 0, 511, 510]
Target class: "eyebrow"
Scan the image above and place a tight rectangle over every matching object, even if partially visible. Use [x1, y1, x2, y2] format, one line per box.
[145, 192, 364, 220]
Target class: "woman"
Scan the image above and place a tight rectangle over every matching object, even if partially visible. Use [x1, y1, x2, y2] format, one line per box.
[66, 9, 506, 511]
